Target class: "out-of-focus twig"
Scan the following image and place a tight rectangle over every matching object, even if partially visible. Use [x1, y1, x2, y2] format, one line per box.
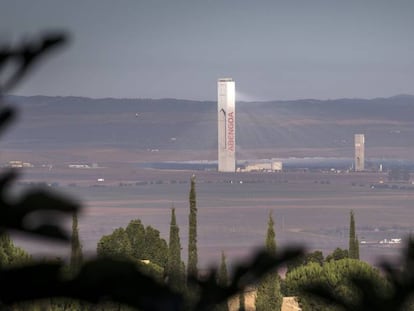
[0, 170, 80, 241]
[0, 32, 68, 94]
[193, 247, 304, 311]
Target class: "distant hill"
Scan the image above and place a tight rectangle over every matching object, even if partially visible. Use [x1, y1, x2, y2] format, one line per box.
[2, 95, 414, 160]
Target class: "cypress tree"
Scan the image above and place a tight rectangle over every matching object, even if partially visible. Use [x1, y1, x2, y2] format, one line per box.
[187, 174, 198, 276]
[255, 211, 282, 311]
[68, 214, 84, 311]
[349, 210, 359, 259]
[265, 212, 276, 254]
[218, 251, 228, 287]
[215, 251, 229, 311]
[70, 213, 83, 275]
[355, 235, 360, 260]
[167, 207, 184, 291]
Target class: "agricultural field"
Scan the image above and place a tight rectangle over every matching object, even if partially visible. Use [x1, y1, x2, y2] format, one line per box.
[12, 168, 414, 269]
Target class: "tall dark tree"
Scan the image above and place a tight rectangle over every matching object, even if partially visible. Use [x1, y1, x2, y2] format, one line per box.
[355, 235, 360, 260]
[214, 251, 229, 311]
[67, 214, 84, 311]
[265, 212, 276, 254]
[187, 174, 198, 277]
[70, 212, 83, 275]
[348, 210, 359, 259]
[167, 207, 184, 291]
[255, 211, 283, 311]
[218, 251, 228, 287]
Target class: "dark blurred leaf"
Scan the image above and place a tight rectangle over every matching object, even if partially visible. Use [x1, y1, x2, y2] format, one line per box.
[0, 32, 68, 93]
[70, 258, 182, 311]
[0, 170, 17, 195]
[194, 247, 304, 311]
[0, 186, 80, 241]
[0, 263, 63, 303]
[0, 258, 182, 311]
[0, 107, 16, 136]
[303, 283, 350, 309]
[0, 249, 304, 311]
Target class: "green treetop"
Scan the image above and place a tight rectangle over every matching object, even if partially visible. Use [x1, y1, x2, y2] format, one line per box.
[125, 219, 168, 268]
[348, 210, 359, 260]
[265, 211, 276, 255]
[96, 219, 168, 273]
[286, 250, 325, 274]
[355, 235, 360, 260]
[215, 251, 230, 311]
[218, 251, 229, 287]
[0, 232, 30, 267]
[187, 174, 198, 277]
[125, 219, 146, 260]
[70, 212, 83, 276]
[167, 207, 185, 291]
[255, 211, 282, 311]
[97, 227, 132, 259]
[326, 248, 349, 262]
[285, 259, 387, 311]
[143, 226, 169, 267]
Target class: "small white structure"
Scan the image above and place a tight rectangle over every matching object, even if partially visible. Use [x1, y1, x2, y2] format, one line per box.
[379, 238, 402, 244]
[242, 160, 283, 172]
[9, 161, 33, 168]
[272, 161, 283, 171]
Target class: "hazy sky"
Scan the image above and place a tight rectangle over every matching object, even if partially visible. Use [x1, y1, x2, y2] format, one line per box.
[2, 0, 414, 100]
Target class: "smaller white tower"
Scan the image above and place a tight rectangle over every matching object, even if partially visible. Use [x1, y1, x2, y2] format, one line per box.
[354, 134, 365, 171]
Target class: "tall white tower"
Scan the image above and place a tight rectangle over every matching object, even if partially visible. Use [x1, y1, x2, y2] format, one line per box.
[218, 78, 236, 172]
[354, 134, 365, 171]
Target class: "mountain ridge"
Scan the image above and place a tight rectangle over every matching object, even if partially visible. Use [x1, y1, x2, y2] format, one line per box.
[2, 94, 414, 161]
[6, 94, 414, 104]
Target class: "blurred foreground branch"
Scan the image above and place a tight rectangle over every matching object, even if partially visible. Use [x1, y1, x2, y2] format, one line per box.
[0, 249, 304, 311]
[0, 32, 68, 93]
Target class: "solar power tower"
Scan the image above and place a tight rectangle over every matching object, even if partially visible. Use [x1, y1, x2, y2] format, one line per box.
[217, 78, 236, 172]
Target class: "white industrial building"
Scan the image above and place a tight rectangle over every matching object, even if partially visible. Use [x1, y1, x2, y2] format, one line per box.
[240, 160, 283, 172]
[217, 78, 236, 172]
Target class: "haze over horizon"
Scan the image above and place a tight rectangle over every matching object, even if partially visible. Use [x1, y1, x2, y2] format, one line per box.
[2, 0, 414, 101]
[8, 93, 414, 103]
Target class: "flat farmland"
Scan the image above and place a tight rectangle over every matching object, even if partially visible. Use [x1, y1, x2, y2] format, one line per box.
[13, 169, 414, 268]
